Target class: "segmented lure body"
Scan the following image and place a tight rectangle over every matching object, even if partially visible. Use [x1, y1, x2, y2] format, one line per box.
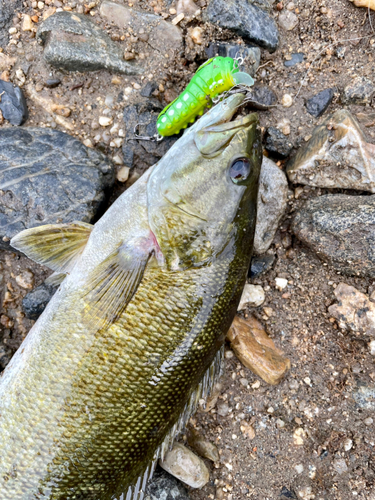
[156, 56, 253, 137]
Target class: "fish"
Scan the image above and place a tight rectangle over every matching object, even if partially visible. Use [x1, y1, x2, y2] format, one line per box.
[0, 93, 262, 500]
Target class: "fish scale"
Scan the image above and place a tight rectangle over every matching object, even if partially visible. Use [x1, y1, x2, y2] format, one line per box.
[0, 94, 261, 499]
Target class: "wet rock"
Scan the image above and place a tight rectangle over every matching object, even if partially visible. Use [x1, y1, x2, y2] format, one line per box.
[122, 99, 178, 172]
[187, 428, 220, 462]
[0, 80, 28, 126]
[159, 443, 209, 489]
[22, 282, 58, 320]
[292, 194, 375, 278]
[249, 254, 275, 278]
[265, 127, 293, 158]
[205, 42, 261, 77]
[287, 110, 375, 192]
[328, 283, 375, 335]
[254, 157, 288, 255]
[227, 315, 291, 385]
[0, 128, 114, 250]
[305, 88, 334, 117]
[342, 76, 374, 105]
[0, 0, 22, 48]
[203, 0, 279, 52]
[238, 284, 265, 309]
[284, 52, 304, 67]
[278, 11, 298, 30]
[37, 12, 142, 75]
[145, 466, 190, 500]
[100, 1, 182, 53]
[243, 85, 277, 110]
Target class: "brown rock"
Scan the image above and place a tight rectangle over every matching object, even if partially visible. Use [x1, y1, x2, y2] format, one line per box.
[328, 283, 375, 335]
[287, 110, 375, 193]
[227, 316, 291, 385]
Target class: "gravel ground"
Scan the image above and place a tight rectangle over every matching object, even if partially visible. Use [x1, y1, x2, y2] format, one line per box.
[1, 0, 375, 499]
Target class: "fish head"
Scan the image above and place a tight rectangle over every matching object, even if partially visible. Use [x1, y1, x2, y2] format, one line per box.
[147, 94, 262, 270]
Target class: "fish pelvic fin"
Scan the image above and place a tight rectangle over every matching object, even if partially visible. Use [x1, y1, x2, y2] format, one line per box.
[10, 221, 93, 274]
[82, 237, 152, 331]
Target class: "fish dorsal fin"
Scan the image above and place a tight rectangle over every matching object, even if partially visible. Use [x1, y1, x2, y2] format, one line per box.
[10, 221, 93, 274]
[83, 237, 152, 331]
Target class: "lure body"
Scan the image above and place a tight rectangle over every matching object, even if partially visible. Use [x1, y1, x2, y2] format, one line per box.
[156, 56, 254, 137]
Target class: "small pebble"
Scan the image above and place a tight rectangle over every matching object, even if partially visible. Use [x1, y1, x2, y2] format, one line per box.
[369, 340, 375, 355]
[116, 166, 130, 182]
[238, 284, 265, 309]
[364, 417, 373, 426]
[217, 402, 230, 417]
[22, 15, 34, 31]
[293, 427, 306, 446]
[83, 138, 93, 148]
[124, 52, 135, 61]
[251, 380, 261, 389]
[295, 464, 304, 474]
[281, 94, 293, 107]
[15, 270, 34, 289]
[275, 277, 288, 291]
[240, 421, 255, 439]
[99, 116, 113, 127]
[190, 26, 203, 44]
[343, 438, 353, 451]
[172, 13, 184, 24]
[278, 11, 298, 30]
[276, 419, 285, 429]
[112, 155, 123, 165]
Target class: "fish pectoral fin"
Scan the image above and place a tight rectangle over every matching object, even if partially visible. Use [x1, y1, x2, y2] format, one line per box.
[83, 239, 152, 329]
[45, 271, 67, 286]
[10, 221, 93, 273]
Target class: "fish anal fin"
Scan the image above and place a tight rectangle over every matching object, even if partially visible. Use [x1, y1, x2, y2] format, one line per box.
[83, 237, 153, 331]
[10, 221, 93, 273]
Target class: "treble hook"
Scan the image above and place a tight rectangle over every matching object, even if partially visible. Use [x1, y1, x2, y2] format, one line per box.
[126, 123, 164, 143]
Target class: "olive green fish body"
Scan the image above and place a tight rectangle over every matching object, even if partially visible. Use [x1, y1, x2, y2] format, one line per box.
[0, 94, 262, 500]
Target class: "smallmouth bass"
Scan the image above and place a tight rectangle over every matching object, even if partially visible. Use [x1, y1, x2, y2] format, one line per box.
[0, 93, 262, 500]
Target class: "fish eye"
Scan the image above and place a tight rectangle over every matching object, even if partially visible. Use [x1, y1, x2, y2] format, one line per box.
[229, 158, 251, 184]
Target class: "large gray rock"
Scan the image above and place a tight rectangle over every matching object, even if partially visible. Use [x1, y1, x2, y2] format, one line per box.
[146, 467, 190, 500]
[203, 0, 279, 52]
[36, 12, 142, 74]
[0, 0, 22, 48]
[292, 194, 375, 278]
[100, 1, 183, 54]
[0, 128, 114, 250]
[254, 157, 288, 255]
[0, 79, 28, 126]
[287, 110, 375, 193]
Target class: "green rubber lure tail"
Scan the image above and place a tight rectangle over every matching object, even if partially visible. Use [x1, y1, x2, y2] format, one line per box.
[156, 56, 254, 137]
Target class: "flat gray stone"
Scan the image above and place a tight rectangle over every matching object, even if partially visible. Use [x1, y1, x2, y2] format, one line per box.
[36, 11, 142, 74]
[287, 110, 375, 193]
[292, 194, 375, 278]
[254, 157, 288, 255]
[0, 127, 114, 250]
[100, 1, 183, 54]
[203, 0, 279, 52]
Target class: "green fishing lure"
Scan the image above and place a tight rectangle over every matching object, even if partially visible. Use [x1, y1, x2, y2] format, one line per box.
[156, 56, 254, 137]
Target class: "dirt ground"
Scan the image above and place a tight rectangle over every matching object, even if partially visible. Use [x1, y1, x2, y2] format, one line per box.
[1, 0, 375, 499]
